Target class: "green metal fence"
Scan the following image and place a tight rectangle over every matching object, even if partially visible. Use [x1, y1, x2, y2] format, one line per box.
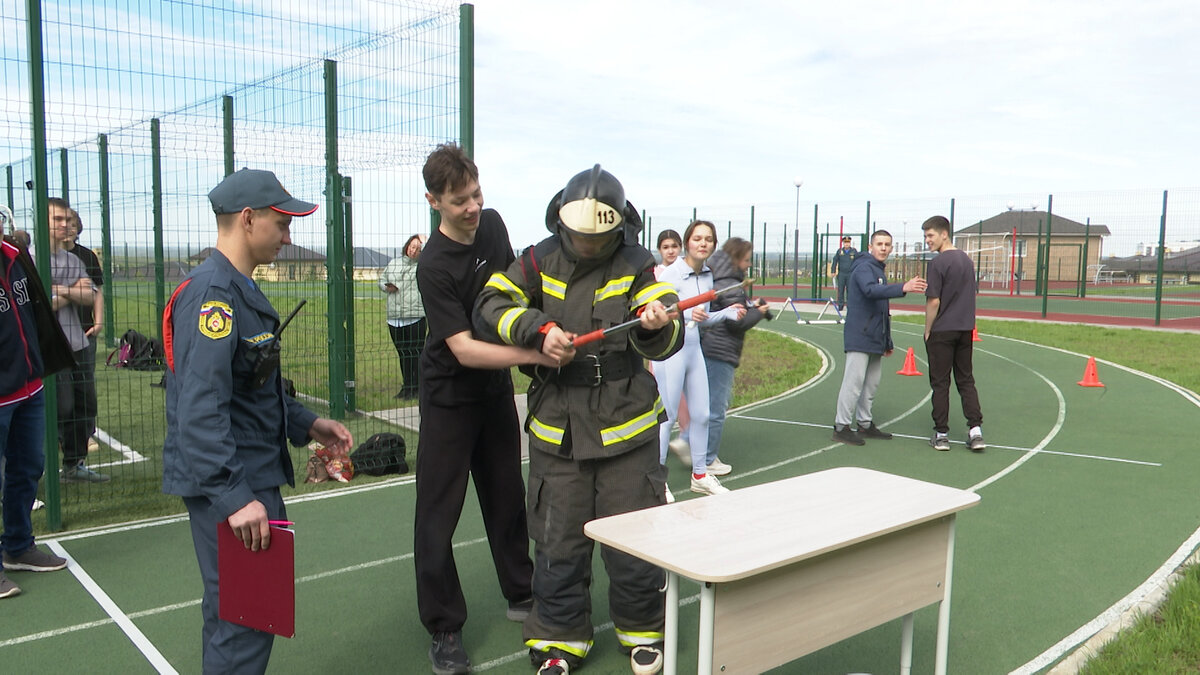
[642, 188, 1200, 326]
[4, 0, 467, 529]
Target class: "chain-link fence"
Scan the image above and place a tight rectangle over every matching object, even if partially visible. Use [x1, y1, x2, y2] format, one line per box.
[644, 189, 1200, 327]
[4, 0, 464, 529]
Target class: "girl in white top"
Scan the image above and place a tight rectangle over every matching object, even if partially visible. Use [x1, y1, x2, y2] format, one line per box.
[654, 221, 745, 496]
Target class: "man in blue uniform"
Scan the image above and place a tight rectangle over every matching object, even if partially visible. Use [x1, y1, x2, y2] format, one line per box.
[830, 236, 859, 310]
[163, 169, 353, 674]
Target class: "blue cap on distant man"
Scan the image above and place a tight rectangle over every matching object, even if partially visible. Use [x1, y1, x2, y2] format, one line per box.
[208, 168, 318, 216]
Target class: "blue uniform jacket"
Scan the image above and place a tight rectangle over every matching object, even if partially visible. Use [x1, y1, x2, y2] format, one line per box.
[843, 255, 906, 355]
[162, 250, 316, 521]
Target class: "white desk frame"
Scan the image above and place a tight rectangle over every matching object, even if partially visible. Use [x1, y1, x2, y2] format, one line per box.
[585, 467, 980, 675]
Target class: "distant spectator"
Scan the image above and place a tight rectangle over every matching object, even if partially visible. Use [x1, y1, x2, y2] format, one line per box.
[701, 237, 772, 464]
[47, 198, 107, 483]
[2, 233, 70, 599]
[830, 236, 858, 310]
[66, 209, 103, 455]
[379, 234, 426, 400]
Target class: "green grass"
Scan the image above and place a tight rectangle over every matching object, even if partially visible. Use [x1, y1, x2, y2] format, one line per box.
[1078, 564, 1200, 674]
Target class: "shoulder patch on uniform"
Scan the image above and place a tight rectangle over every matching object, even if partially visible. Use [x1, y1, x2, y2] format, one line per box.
[198, 300, 234, 340]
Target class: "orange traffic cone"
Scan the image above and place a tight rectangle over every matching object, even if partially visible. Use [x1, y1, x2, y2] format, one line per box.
[1077, 356, 1104, 387]
[972, 326, 982, 342]
[896, 347, 923, 376]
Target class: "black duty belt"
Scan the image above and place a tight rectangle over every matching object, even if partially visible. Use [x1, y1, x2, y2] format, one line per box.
[543, 352, 640, 388]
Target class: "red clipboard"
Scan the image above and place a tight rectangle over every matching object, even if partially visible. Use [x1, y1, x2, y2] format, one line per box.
[217, 521, 295, 638]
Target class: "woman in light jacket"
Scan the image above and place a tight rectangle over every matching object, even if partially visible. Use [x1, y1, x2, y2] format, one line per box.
[380, 234, 426, 399]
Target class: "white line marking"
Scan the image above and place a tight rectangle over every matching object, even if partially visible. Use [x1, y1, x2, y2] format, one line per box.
[44, 541, 177, 674]
[91, 426, 147, 467]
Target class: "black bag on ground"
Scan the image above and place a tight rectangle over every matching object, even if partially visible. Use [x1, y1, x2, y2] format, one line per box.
[107, 329, 165, 371]
[350, 433, 409, 476]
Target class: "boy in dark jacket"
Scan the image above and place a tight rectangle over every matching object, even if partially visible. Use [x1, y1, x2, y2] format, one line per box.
[832, 230, 925, 445]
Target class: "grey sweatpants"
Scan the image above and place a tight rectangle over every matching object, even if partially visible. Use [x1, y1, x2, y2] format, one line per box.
[835, 351, 883, 428]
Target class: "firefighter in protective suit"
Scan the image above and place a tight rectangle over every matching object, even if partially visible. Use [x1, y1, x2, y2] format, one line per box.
[474, 165, 683, 675]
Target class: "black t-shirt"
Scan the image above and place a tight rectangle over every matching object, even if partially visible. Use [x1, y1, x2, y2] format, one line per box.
[416, 209, 516, 406]
[70, 243, 103, 330]
[926, 248, 977, 332]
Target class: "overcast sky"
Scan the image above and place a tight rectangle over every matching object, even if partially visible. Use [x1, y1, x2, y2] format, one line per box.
[468, 0, 1198, 251]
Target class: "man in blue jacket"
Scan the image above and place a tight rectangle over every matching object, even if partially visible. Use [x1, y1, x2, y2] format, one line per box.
[832, 230, 925, 445]
[163, 169, 353, 673]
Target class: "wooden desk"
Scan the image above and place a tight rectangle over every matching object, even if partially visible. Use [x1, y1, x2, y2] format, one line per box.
[584, 467, 980, 675]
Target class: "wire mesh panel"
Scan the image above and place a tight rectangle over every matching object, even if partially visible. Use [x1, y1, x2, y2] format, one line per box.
[3, 0, 460, 527]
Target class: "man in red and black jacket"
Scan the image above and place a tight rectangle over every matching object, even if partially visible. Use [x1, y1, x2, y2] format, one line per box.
[0, 236, 69, 599]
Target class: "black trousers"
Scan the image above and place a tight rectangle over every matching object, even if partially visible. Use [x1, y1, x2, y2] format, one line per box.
[925, 330, 983, 434]
[57, 342, 96, 467]
[413, 394, 532, 633]
[388, 319, 426, 397]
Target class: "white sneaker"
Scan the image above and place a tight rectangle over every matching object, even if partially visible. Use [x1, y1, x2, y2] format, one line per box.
[690, 473, 729, 496]
[706, 458, 732, 476]
[668, 438, 690, 463]
[664, 486, 675, 504]
[32, 499, 44, 511]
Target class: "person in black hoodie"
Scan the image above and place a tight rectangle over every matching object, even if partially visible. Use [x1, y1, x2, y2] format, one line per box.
[831, 230, 925, 446]
[700, 237, 772, 474]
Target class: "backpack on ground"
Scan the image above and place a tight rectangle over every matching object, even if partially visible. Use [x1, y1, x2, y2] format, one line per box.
[350, 433, 409, 476]
[107, 329, 165, 371]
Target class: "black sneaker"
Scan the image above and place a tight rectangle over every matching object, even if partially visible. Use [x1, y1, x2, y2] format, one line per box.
[530, 648, 582, 673]
[968, 434, 986, 452]
[930, 433, 951, 451]
[857, 423, 893, 440]
[429, 630, 470, 675]
[831, 426, 865, 446]
[506, 596, 533, 622]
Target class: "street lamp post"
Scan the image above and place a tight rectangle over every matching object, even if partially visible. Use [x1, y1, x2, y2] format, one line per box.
[793, 177, 803, 300]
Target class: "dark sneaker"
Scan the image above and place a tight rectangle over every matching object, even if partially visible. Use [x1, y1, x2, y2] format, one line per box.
[831, 426, 865, 446]
[0, 571, 21, 598]
[968, 434, 986, 452]
[857, 423, 893, 440]
[506, 596, 533, 622]
[3, 544, 68, 572]
[930, 434, 951, 452]
[631, 643, 664, 675]
[429, 630, 470, 675]
[61, 463, 110, 483]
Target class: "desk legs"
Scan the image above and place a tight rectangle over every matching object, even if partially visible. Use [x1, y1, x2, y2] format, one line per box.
[935, 516, 958, 675]
[665, 571, 678, 675]
[900, 612, 914, 675]
[698, 582, 715, 675]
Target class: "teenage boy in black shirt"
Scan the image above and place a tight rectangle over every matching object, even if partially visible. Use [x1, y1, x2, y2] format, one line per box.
[414, 143, 557, 675]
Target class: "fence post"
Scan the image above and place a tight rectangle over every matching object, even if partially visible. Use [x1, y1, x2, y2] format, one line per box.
[1155, 190, 1168, 326]
[1041, 195, 1053, 318]
[342, 175, 356, 413]
[59, 147, 68, 199]
[151, 118, 166, 340]
[748, 205, 755, 289]
[26, 0, 62, 531]
[325, 59, 346, 419]
[459, 3, 474, 157]
[222, 95, 235, 176]
[1081, 217, 1090, 299]
[810, 203, 819, 300]
[98, 134, 114, 347]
